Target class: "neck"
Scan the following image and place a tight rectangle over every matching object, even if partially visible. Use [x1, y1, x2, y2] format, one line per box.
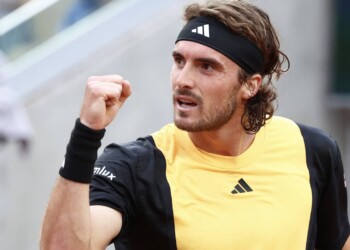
[188, 121, 255, 157]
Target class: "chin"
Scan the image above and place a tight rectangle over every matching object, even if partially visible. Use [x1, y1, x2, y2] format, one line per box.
[174, 116, 230, 132]
[174, 119, 206, 132]
[174, 119, 195, 132]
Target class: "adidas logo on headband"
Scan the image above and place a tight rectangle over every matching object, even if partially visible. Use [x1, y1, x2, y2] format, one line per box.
[176, 16, 263, 74]
[191, 24, 210, 38]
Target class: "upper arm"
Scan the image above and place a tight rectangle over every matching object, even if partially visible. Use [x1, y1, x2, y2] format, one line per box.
[90, 205, 123, 249]
[343, 235, 350, 250]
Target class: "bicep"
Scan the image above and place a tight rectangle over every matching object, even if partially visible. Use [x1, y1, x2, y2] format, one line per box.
[90, 205, 122, 249]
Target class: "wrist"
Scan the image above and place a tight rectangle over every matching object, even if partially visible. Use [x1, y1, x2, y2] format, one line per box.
[79, 117, 104, 131]
[59, 118, 106, 183]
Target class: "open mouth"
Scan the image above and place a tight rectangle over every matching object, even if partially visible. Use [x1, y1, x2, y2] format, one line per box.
[173, 89, 200, 111]
[178, 99, 197, 108]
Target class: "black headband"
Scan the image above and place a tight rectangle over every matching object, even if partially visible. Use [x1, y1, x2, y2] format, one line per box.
[176, 16, 263, 74]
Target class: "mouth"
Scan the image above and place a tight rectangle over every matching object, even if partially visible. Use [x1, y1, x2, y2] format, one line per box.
[177, 98, 197, 109]
[173, 89, 200, 112]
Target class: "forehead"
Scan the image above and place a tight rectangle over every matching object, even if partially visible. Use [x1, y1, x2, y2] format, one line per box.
[174, 41, 239, 68]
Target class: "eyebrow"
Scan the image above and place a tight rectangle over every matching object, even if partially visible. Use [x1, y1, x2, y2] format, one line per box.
[172, 50, 224, 68]
[172, 51, 183, 59]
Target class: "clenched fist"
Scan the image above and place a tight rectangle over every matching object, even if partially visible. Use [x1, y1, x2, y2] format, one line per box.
[79, 75, 132, 130]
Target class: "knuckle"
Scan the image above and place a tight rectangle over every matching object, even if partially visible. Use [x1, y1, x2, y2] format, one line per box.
[87, 76, 97, 83]
[115, 75, 124, 82]
[86, 79, 98, 91]
[86, 81, 102, 98]
[89, 83, 101, 94]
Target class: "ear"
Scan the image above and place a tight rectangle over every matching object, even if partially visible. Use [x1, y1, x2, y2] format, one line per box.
[244, 74, 262, 98]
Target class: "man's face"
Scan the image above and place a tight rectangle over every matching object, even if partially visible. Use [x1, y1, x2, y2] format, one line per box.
[171, 41, 244, 132]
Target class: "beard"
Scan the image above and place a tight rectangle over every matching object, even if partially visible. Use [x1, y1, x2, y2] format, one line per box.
[173, 87, 238, 132]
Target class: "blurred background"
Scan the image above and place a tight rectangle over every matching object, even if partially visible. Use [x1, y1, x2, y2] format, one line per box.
[0, 0, 349, 249]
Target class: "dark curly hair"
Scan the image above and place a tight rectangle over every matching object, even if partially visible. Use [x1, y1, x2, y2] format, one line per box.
[183, 0, 290, 133]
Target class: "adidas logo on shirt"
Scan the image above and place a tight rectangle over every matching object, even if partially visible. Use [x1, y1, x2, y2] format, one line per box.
[231, 178, 253, 194]
[192, 24, 210, 37]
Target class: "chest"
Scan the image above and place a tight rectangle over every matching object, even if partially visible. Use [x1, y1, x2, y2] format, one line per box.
[166, 157, 312, 250]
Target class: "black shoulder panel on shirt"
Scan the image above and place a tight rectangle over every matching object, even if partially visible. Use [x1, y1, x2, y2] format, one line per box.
[297, 123, 339, 190]
[297, 123, 337, 156]
[297, 123, 350, 250]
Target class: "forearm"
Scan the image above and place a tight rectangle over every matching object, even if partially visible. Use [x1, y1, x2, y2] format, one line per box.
[40, 177, 92, 250]
[40, 119, 104, 249]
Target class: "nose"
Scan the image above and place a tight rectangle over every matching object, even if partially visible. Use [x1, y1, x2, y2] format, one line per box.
[172, 63, 196, 89]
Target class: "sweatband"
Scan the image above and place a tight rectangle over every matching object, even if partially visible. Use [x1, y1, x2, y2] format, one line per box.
[176, 16, 263, 74]
[59, 119, 105, 183]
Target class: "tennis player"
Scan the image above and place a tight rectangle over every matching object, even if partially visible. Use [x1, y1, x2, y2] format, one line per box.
[40, 0, 350, 249]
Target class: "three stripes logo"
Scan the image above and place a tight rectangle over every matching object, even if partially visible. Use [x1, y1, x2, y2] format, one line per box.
[231, 178, 253, 194]
[192, 24, 210, 38]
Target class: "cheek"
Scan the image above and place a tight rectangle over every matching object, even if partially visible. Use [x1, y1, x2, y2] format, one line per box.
[204, 82, 238, 104]
[201, 86, 225, 106]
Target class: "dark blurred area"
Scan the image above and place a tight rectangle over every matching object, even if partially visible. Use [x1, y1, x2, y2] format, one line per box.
[332, 0, 350, 95]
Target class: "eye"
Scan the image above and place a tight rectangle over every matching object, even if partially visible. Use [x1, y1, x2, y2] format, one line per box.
[201, 62, 214, 71]
[173, 56, 185, 67]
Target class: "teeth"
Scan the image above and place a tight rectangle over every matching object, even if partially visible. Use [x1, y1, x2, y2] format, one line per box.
[179, 100, 196, 107]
